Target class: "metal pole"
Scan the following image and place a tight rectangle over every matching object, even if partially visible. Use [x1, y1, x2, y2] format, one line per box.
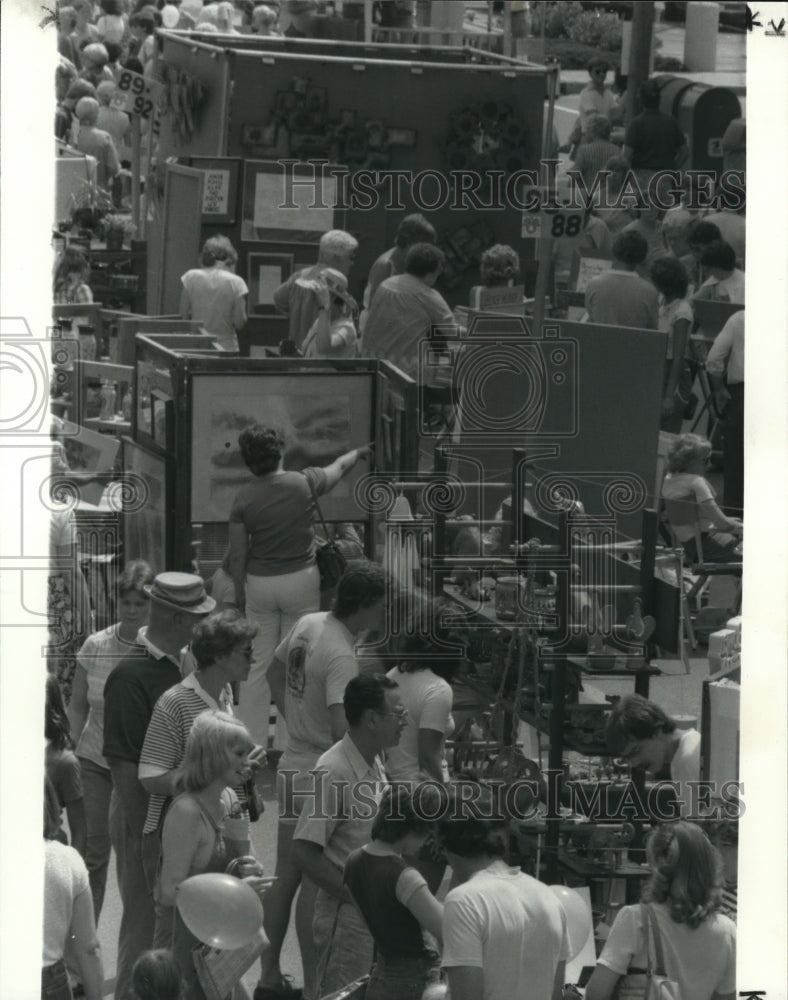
[130, 115, 141, 234]
[531, 66, 559, 338]
[625, 2, 655, 119]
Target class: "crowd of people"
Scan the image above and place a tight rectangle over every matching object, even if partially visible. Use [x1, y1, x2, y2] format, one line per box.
[45, 8, 746, 1000]
[43, 545, 736, 1000]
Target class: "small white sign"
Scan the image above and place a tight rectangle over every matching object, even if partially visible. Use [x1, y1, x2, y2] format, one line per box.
[202, 170, 230, 215]
[111, 69, 164, 120]
[522, 207, 585, 241]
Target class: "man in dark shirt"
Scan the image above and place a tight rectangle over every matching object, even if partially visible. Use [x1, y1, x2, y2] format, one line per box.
[623, 80, 688, 181]
[103, 573, 215, 1000]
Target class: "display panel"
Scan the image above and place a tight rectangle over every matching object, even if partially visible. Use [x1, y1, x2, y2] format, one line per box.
[121, 438, 169, 573]
[190, 372, 375, 521]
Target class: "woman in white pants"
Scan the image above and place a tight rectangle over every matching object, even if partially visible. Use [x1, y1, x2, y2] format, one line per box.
[228, 424, 370, 747]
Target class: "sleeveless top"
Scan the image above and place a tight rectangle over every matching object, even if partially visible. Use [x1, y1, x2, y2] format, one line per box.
[185, 793, 236, 877]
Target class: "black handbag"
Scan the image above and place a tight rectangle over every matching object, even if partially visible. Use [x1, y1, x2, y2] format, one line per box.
[308, 479, 347, 591]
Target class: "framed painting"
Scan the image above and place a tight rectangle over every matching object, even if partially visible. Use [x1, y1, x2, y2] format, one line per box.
[241, 159, 344, 243]
[246, 251, 294, 316]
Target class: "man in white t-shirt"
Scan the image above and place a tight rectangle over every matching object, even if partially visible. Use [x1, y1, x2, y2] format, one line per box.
[262, 562, 388, 1000]
[605, 694, 702, 817]
[440, 784, 569, 1000]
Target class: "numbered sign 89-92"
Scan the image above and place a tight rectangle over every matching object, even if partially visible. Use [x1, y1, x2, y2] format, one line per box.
[111, 70, 163, 120]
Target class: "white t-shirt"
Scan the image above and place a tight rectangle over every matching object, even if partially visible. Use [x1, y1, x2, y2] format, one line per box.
[276, 612, 358, 769]
[75, 625, 141, 768]
[43, 840, 90, 966]
[671, 727, 701, 814]
[598, 901, 736, 1000]
[698, 269, 745, 305]
[302, 316, 358, 358]
[181, 267, 248, 350]
[384, 667, 454, 782]
[442, 860, 570, 1000]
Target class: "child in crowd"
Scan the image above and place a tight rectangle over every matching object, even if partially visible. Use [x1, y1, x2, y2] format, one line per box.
[131, 950, 184, 1000]
[53, 247, 94, 305]
[45, 675, 87, 858]
[661, 433, 743, 562]
[650, 256, 694, 433]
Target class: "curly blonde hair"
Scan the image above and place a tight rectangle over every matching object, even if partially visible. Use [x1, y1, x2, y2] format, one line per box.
[666, 433, 711, 474]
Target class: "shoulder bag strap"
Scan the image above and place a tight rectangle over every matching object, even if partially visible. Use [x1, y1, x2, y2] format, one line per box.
[639, 903, 654, 977]
[306, 476, 332, 539]
[645, 904, 669, 977]
[300, 321, 319, 356]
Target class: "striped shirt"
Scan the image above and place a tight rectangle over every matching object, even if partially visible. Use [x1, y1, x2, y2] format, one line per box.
[570, 139, 621, 189]
[139, 672, 234, 834]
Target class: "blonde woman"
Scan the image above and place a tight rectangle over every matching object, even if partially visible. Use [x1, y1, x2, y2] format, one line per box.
[157, 712, 271, 1000]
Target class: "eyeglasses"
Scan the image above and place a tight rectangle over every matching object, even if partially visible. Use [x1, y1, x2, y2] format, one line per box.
[377, 708, 408, 721]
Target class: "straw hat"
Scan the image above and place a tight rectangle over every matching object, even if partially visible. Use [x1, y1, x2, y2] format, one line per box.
[319, 267, 357, 311]
[144, 572, 216, 614]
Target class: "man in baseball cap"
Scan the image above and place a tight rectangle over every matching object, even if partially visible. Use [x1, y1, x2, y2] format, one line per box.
[103, 573, 215, 1000]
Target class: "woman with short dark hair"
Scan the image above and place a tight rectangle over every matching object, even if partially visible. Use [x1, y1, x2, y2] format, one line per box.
[344, 785, 444, 1000]
[586, 822, 736, 1000]
[228, 424, 371, 749]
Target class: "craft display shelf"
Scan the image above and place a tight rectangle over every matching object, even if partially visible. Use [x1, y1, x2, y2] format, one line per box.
[427, 447, 669, 888]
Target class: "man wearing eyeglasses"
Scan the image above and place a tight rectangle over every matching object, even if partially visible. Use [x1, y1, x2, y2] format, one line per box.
[292, 673, 408, 1000]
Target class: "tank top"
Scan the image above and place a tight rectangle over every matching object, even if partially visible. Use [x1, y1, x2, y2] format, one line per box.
[344, 850, 431, 959]
[187, 794, 235, 877]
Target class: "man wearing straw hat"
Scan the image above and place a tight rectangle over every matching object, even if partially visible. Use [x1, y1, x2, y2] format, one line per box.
[103, 573, 215, 1000]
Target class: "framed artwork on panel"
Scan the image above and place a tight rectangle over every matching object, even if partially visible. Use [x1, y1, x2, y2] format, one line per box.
[190, 157, 241, 225]
[247, 252, 294, 316]
[240, 159, 344, 243]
